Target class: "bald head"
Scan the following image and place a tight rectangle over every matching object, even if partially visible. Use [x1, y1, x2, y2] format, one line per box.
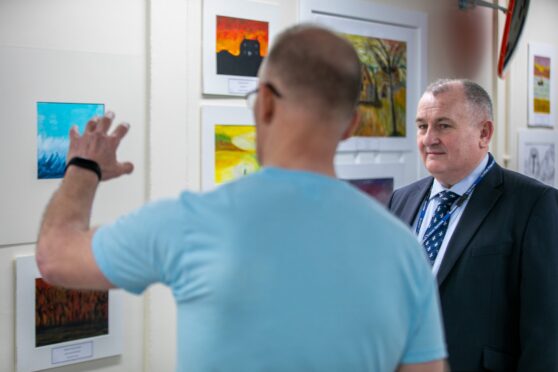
[263, 24, 362, 120]
[425, 78, 493, 121]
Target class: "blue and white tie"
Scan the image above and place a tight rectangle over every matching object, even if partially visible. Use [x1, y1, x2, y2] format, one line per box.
[423, 190, 459, 264]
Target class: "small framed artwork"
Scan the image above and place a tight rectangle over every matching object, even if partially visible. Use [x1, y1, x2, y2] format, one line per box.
[528, 43, 556, 128]
[16, 255, 123, 372]
[37, 102, 104, 179]
[335, 162, 404, 206]
[517, 129, 557, 187]
[202, 0, 280, 96]
[300, 0, 427, 151]
[201, 106, 260, 190]
[1, 46, 145, 247]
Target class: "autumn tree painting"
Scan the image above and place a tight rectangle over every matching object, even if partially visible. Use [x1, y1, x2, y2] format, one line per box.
[344, 34, 407, 137]
[35, 278, 109, 347]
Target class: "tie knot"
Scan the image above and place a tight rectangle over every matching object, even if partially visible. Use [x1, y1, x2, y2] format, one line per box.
[437, 190, 459, 204]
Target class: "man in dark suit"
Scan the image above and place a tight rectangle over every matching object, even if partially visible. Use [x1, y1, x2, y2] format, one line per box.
[389, 79, 558, 371]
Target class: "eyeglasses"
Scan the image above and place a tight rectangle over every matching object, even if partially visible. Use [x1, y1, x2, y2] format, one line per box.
[245, 82, 283, 109]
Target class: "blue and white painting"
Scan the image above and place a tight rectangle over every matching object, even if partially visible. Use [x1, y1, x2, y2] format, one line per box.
[37, 102, 104, 179]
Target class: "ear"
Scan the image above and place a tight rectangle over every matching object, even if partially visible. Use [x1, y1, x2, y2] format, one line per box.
[341, 109, 360, 140]
[479, 120, 494, 148]
[258, 84, 276, 126]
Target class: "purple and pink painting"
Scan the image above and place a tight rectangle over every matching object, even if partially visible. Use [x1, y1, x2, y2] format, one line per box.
[347, 178, 394, 206]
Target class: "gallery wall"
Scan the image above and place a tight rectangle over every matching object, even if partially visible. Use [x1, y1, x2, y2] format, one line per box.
[1, 0, 556, 372]
[0, 1, 147, 371]
[501, 0, 558, 171]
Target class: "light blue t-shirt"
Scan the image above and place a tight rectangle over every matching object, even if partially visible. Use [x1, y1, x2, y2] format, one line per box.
[93, 167, 446, 371]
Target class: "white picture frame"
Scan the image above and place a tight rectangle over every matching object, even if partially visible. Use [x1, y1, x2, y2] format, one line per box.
[335, 162, 404, 205]
[299, 0, 427, 152]
[16, 255, 123, 372]
[202, 0, 280, 96]
[0, 46, 145, 247]
[517, 129, 557, 187]
[201, 106, 258, 191]
[528, 42, 556, 128]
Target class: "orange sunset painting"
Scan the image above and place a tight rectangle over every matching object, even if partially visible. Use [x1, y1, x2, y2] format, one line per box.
[216, 15, 269, 77]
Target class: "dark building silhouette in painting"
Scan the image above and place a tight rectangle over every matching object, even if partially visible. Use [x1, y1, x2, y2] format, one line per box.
[217, 39, 263, 77]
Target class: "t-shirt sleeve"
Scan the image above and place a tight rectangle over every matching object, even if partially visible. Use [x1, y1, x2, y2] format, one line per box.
[401, 265, 447, 364]
[92, 199, 184, 294]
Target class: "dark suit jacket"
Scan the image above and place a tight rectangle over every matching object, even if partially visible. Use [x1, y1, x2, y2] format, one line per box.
[388, 162, 558, 372]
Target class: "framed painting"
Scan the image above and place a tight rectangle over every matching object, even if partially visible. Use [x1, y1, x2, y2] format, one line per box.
[335, 162, 404, 206]
[202, 0, 280, 96]
[517, 129, 557, 187]
[299, 0, 427, 151]
[202, 106, 259, 190]
[528, 42, 556, 128]
[37, 102, 104, 179]
[16, 255, 123, 372]
[0, 46, 145, 247]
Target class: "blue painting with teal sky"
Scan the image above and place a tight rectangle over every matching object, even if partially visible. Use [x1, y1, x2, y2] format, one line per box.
[37, 102, 104, 179]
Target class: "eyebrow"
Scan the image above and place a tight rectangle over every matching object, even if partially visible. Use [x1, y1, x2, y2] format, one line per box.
[435, 117, 453, 123]
[415, 116, 454, 124]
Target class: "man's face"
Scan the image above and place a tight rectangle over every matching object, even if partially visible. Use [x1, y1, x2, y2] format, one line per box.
[415, 85, 490, 187]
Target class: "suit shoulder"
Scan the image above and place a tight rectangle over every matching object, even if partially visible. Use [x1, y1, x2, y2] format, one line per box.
[499, 166, 556, 194]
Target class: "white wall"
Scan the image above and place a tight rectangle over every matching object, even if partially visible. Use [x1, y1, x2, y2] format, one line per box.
[0, 1, 147, 371]
[499, 0, 558, 170]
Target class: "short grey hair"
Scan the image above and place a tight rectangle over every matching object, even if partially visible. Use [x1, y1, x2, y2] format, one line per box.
[265, 24, 362, 118]
[426, 79, 493, 121]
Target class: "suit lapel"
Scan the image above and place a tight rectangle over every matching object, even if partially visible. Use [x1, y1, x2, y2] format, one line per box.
[400, 178, 433, 226]
[436, 164, 504, 285]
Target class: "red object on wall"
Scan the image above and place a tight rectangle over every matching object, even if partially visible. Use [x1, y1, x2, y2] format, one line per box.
[498, 0, 530, 78]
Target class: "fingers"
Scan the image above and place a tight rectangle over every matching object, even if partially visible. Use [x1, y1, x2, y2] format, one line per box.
[85, 117, 98, 133]
[111, 122, 130, 142]
[102, 161, 134, 181]
[120, 161, 134, 175]
[97, 112, 114, 134]
[85, 112, 114, 134]
[69, 125, 79, 140]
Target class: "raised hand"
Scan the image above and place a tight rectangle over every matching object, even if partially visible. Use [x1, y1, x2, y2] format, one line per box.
[67, 112, 134, 181]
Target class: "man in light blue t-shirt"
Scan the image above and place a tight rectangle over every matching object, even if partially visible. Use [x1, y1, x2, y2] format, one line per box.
[37, 25, 447, 371]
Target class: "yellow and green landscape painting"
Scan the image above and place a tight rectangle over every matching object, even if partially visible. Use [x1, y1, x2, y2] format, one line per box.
[215, 125, 259, 185]
[343, 33, 407, 137]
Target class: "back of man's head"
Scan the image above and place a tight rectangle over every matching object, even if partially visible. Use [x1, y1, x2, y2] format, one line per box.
[264, 24, 361, 121]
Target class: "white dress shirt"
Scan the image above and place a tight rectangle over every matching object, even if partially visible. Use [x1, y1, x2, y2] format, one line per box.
[414, 154, 490, 275]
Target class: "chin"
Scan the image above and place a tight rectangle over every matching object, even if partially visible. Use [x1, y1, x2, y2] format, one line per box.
[425, 163, 447, 177]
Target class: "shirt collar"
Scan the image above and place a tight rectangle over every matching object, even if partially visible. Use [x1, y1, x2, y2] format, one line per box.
[429, 153, 489, 200]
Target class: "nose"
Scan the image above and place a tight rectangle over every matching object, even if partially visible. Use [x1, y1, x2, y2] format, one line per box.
[421, 126, 439, 147]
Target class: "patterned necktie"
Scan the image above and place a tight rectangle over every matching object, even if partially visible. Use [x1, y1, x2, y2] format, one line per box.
[423, 190, 459, 264]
